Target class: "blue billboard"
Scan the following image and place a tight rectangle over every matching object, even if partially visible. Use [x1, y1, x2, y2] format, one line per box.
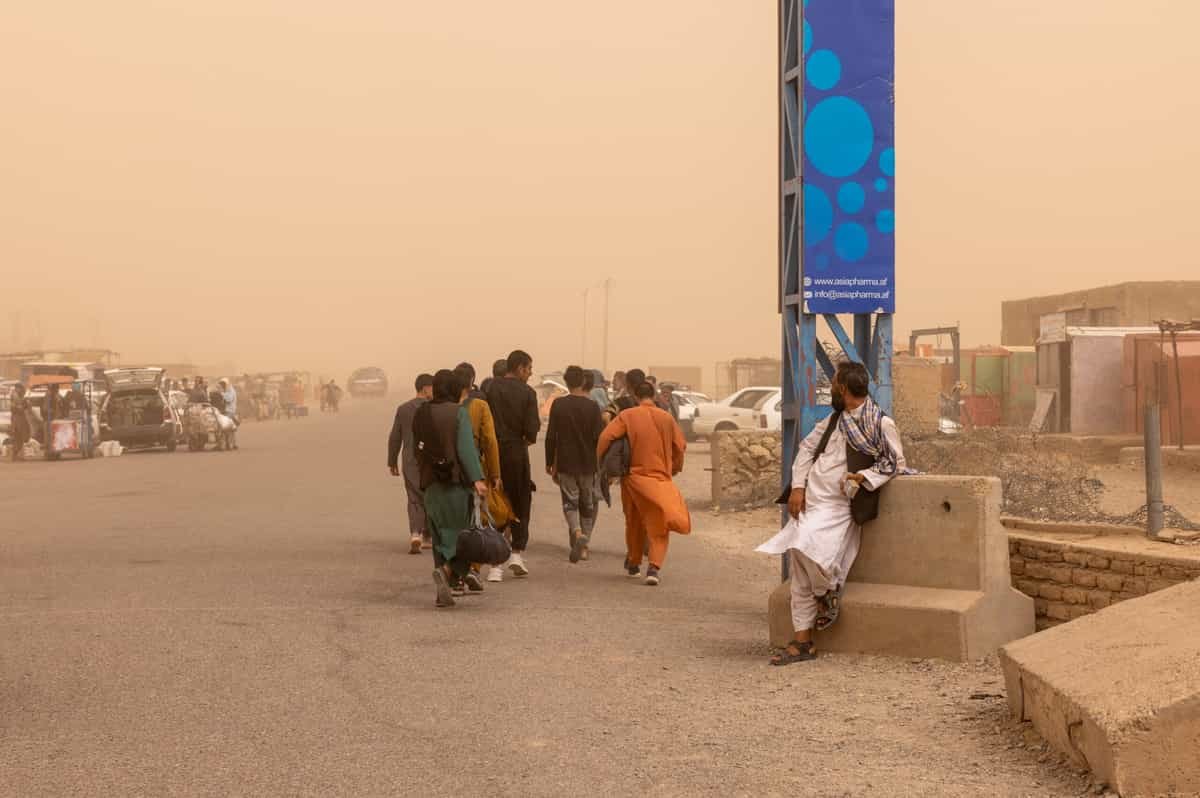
[801, 0, 895, 314]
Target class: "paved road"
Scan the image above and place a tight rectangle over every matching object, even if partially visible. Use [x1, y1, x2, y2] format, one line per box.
[1, 403, 1082, 797]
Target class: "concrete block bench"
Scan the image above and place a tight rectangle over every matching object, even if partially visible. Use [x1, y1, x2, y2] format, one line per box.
[768, 475, 1034, 661]
[1000, 580, 1200, 796]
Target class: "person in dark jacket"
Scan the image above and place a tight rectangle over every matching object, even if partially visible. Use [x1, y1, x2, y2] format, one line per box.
[545, 365, 606, 563]
[479, 358, 508, 397]
[8, 383, 33, 461]
[189, 379, 209, 404]
[484, 349, 540, 578]
[388, 374, 434, 553]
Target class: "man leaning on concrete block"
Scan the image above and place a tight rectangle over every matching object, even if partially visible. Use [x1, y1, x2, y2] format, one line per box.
[757, 361, 911, 666]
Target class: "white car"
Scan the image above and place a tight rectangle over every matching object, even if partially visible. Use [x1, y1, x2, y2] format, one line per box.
[673, 390, 714, 440]
[0, 382, 14, 443]
[753, 386, 833, 431]
[691, 386, 779, 438]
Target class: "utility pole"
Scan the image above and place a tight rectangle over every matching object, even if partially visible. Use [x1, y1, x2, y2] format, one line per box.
[581, 288, 589, 364]
[1170, 329, 1184, 451]
[602, 278, 612, 375]
[1144, 402, 1164, 538]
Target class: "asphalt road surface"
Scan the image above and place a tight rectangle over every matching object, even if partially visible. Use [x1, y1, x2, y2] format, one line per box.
[1, 402, 1084, 797]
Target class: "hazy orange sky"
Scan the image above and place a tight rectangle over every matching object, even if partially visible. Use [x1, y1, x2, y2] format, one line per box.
[3, 1, 1198, 388]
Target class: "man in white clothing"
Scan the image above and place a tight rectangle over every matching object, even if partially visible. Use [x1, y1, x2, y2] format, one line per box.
[757, 361, 907, 666]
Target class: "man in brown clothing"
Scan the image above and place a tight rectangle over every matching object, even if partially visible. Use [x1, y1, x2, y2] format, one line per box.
[596, 381, 691, 586]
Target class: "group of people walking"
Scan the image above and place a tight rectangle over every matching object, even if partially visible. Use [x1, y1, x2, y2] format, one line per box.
[387, 352, 692, 607]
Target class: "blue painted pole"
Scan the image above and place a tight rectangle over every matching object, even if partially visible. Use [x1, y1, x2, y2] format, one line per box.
[854, 314, 872, 373]
[874, 314, 894, 415]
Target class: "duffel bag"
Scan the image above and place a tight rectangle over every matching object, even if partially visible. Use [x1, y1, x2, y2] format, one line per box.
[456, 500, 511, 566]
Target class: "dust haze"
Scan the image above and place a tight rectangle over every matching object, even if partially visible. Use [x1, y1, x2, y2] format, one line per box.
[3, 0, 1198, 387]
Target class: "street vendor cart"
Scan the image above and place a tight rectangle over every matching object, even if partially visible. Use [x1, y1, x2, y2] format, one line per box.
[42, 379, 95, 460]
[185, 403, 234, 451]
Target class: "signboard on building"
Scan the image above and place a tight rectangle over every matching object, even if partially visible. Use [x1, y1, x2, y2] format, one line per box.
[801, 0, 896, 314]
[1038, 312, 1068, 344]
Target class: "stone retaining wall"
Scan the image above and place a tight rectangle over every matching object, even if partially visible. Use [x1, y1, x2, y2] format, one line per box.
[892, 357, 943, 437]
[1008, 533, 1200, 630]
[710, 430, 783, 510]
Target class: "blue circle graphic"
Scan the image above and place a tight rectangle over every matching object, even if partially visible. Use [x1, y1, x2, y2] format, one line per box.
[837, 182, 865, 214]
[803, 20, 812, 56]
[835, 223, 869, 262]
[874, 178, 888, 192]
[879, 148, 895, 177]
[876, 209, 895, 234]
[803, 184, 833, 246]
[805, 97, 875, 178]
[807, 50, 841, 91]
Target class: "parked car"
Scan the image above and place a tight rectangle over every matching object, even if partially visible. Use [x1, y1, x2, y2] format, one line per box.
[673, 390, 714, 440]
[752, 387, 832, 431]
[691, 386, 779, 439]
[0, 382, 14, 443]
[347, 367, 388, 398]
[99, 368, 181, 452]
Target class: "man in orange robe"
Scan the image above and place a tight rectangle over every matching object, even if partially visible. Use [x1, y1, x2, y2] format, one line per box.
[597, 381, 691, 585]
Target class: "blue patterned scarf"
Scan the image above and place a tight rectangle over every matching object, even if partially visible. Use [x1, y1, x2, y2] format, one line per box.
[839, 397, 912, 476]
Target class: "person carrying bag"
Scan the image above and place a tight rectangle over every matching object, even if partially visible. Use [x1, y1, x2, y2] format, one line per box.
[456, 498, 512, 567]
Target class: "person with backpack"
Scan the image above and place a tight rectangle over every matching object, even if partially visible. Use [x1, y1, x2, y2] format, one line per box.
[545, 365, 606, 563]
[413, 369, 489, 608]
[596, 380, 690, 586]
[453, 364, 512, 591]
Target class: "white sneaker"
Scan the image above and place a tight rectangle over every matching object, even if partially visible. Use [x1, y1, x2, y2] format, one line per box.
[487, 565, 504, 583]
[508, 552, 529, 577]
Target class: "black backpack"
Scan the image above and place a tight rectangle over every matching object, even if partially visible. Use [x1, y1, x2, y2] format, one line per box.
[413, 403, 457, 484]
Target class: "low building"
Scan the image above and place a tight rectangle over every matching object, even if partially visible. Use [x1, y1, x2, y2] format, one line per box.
[714, 357, 780, 399]
[1035, 326, 1159, 435]
[1001, 281, 1200, 347]
[1123, 331, 1200, 446]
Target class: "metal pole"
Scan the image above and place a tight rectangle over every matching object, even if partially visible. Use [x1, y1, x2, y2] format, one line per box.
[1144, 402, 1164, 538]
[1170, 330, 1185, 451]
[602, 279, 611, 375]
[581, 288, 589, 365]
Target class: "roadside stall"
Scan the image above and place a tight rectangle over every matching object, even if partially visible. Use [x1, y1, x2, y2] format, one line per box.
[42, 379, 95, 460]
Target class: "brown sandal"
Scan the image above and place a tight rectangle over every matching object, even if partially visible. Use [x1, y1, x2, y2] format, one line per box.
[770, 639, 817, 666]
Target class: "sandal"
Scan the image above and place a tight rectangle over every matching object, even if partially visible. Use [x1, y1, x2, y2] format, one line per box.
[815, 584, 844, 631]
[770, 639, 817, 666]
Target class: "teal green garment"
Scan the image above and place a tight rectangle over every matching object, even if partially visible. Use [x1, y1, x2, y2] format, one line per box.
[425, 405, 484, 563]
[456, 405, 485, 484]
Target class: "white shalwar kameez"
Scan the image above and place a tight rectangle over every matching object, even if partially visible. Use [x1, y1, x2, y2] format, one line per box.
[756, 404, 906, 632]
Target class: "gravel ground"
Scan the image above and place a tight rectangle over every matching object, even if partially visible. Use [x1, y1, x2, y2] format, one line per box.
[0, 405, 1092, 796]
